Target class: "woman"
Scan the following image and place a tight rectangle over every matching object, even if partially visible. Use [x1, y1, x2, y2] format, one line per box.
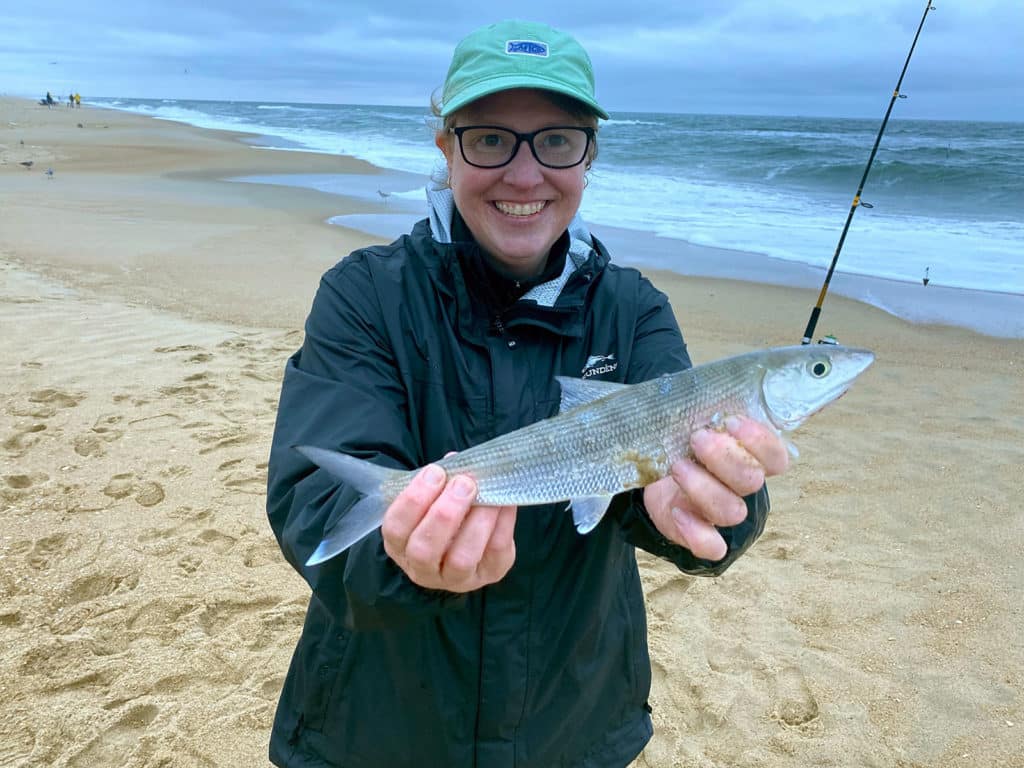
[267, 20, 788, 768]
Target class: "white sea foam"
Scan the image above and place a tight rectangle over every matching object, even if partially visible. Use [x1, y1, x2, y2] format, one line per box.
[89, 97, 1024, 299]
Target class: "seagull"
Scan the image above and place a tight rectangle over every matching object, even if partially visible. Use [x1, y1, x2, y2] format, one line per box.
[45, 168, 54, 179]
[19, 160, 33, 170]
[377, 189, 391, 207]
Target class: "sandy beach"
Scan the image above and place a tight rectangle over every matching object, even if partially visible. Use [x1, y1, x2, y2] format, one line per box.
[1, 96, 1022, 767]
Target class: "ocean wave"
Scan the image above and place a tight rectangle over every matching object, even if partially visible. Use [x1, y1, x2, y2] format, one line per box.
[603, 118, 663, 126]
[89, 97, 1022, 295]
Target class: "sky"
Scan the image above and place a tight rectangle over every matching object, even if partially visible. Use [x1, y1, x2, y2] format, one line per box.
[2, 1, 1022, 121]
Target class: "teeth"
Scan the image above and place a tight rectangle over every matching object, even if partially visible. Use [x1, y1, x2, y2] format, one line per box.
[495, 201, 545, 216]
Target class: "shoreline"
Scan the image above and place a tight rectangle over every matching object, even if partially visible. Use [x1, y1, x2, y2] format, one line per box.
[42, 96, 1024, 339]
[230, 163, 1024, 340]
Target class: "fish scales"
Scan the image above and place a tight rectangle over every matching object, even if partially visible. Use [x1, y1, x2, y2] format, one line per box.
[438, 353, 768, 506]
[296, 345, 875, 564]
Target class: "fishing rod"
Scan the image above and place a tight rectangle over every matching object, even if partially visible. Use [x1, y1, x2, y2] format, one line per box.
[801, 0, 936, 345]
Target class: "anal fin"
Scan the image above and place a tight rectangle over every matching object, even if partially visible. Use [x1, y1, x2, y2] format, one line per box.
[571, 495, 615, 534]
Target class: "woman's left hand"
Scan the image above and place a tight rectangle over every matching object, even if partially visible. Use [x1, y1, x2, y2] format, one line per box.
[643, 415, 790, 560]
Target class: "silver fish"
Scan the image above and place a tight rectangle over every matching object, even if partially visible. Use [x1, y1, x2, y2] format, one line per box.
[298, 344, 874, 565]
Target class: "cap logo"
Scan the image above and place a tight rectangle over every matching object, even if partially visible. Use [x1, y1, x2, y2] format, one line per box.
[505, 39, 548, 57]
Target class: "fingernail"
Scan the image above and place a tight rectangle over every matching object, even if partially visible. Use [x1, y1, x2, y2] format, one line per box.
[726, 500, 748, 526]
[422, 464, 445, 486]
[725, 416, 743, 433]
[452, 476, 475, 499]
[691, 429, 712, 448]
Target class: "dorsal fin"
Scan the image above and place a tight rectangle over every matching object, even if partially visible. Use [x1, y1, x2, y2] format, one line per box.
[555, 376, 630, 413]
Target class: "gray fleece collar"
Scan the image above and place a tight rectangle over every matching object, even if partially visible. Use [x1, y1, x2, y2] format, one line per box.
[425, 184, 594, 308]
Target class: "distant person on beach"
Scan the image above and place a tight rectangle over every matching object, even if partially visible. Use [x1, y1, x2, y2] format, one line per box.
[68, 92, 74, 108]
[266, 19, 789, 768]
[74, 92, 81, 108]
[42, 91, 55, 108]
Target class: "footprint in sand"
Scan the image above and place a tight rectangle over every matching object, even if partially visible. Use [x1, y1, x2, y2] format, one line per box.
[193, 528, 237, 554]
[197, 595, 294, 650]
[259, 674, 286, 700]
[134, 481, 165, 507]
[91, 414, 125, 439]
[241, 541, 280, 568]
[125, 413, 182, 435]
[4, 473, 35, 489]
[102, 473, 165, 507]
[182, 420, 254, 455]
[217, 457, 268, 495]
[2, 423, 47, 456]
[241, 360, 280, 382]
[643, 572, 696, 623]
[758, 528, 799, 561]
[4, 389, 84, 456]
[60, 571, 139, 607]
[48, 570, 140, 635]
[126, 597, 195, 635]
[112, 393, 151, 407]
[1, 471, 48, 507]
[159, 371, 219, 404]
[6, 540, 33, 559]
[72, 433, 105, 457]
[136, 505, 212, 554]
[72, 413, 126, 457]
[28, 388, 85, 409]
[769, 665, 820, 728]
[102, 474, 135, 500]
[153, 344, 203, 354]
[66, 703, 161, 768]
[159, 463, 190, 479]
[177, 553, 203, 574]
[26, 532, 74, 570]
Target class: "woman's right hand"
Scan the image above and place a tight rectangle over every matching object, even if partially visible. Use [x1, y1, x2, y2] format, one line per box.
[381, 464, 517, 592]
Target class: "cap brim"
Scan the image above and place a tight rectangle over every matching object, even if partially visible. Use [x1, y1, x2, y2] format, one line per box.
[441, 75, 609, 120]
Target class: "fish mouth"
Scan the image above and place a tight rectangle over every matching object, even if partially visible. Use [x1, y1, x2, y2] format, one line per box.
[767, 380, 856, 431]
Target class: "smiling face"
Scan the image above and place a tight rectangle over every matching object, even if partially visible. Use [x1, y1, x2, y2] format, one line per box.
[436, 88, 594, 279]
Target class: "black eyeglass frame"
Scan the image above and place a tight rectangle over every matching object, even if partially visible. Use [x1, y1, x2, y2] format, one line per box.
[450, 125, 596, 169]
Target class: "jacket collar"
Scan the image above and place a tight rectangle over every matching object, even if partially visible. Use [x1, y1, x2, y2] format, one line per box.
[425, 184, 595, 309]
[417, 184, 609, 344]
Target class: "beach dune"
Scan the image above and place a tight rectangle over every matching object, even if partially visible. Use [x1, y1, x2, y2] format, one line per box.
[1, 97, 1022, 767]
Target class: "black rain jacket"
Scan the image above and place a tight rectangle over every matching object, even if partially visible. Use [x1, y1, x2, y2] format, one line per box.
[266, 205, 769, 768]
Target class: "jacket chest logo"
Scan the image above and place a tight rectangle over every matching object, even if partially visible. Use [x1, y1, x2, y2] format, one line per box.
[581, 353, 618, 378]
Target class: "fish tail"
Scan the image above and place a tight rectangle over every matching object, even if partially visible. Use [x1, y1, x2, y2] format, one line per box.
[294, 446, 403, 565]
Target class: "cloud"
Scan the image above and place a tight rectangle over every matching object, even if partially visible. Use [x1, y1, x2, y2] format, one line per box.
[1, 1, 1020, 120]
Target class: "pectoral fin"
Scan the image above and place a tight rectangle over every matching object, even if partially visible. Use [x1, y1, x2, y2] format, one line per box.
[571, 495, 615, 534]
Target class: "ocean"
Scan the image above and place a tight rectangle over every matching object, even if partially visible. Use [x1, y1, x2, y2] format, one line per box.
[87, 97, 1024, 335]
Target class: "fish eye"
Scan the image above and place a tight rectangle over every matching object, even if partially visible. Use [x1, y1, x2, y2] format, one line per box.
[808, 359, 832, 378]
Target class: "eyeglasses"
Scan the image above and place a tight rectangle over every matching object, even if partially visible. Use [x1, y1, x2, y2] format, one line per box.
[450, 125, 595, 169]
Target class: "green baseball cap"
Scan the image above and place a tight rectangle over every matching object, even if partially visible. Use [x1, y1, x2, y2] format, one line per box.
[440, 20, 608, 120]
